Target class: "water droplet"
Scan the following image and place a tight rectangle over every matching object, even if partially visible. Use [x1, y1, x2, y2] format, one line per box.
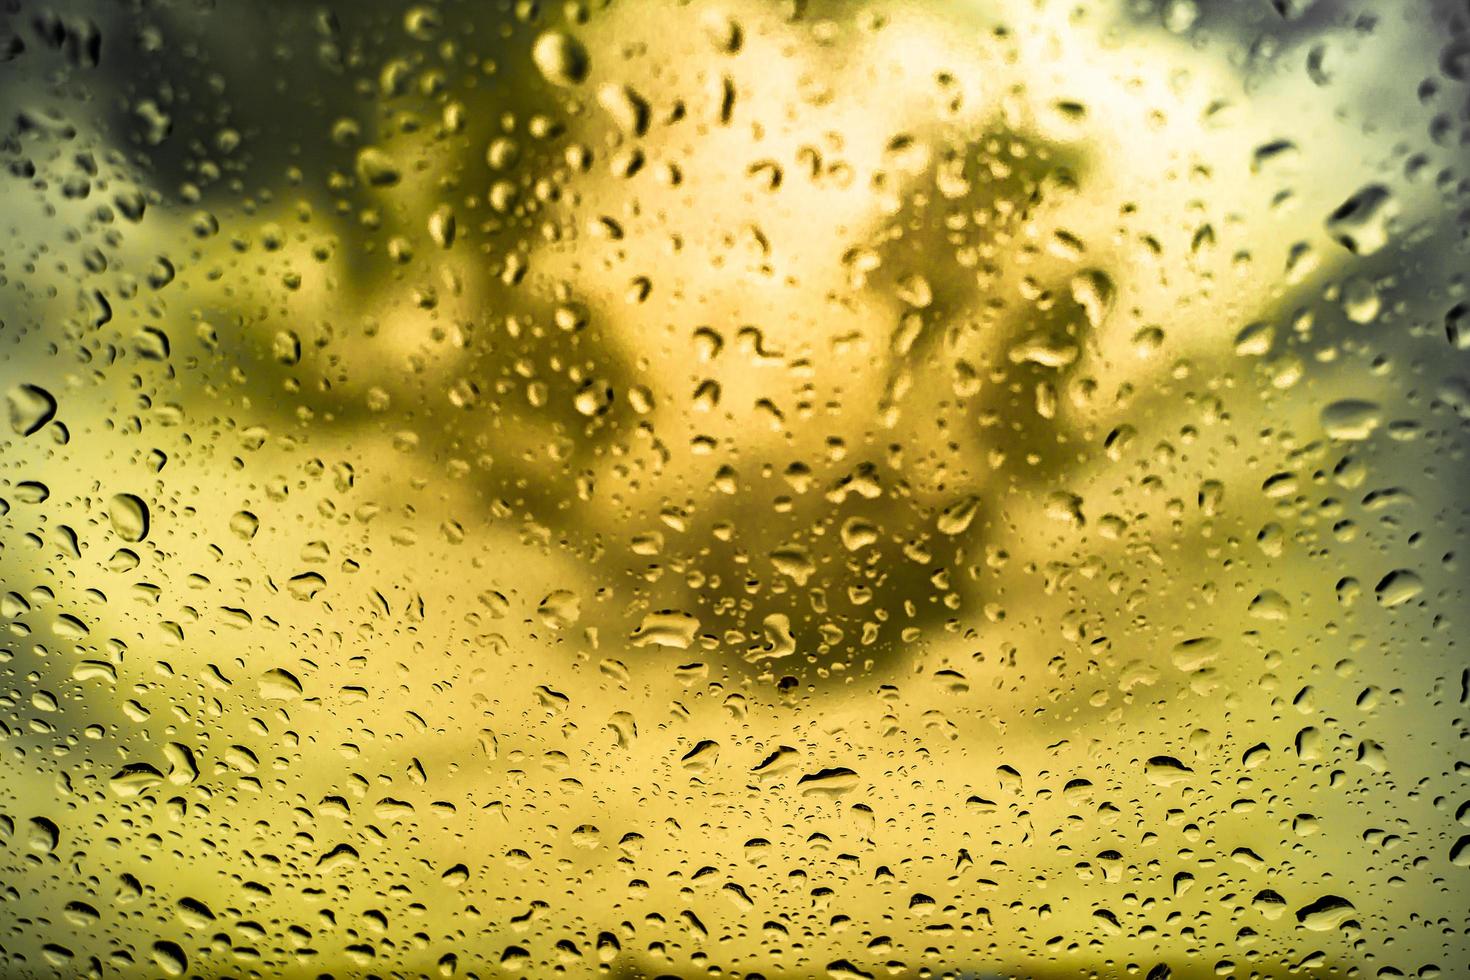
[260, 668, 303, 700]
[532, 31, 590, 86]
[108, 493, 150, 542]
[630, 610, 700, 649]
[6, 383, 57, 436]
[936, 495, 980, 535]
[1321, 399, 1382, 440]
[1374, 569, 1423, 607]
[1295, 895, 1356, 931]
[1326, 184, 1396, 256]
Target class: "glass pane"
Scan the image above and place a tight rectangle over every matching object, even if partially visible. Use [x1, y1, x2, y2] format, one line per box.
[2, 1, 1466, 977]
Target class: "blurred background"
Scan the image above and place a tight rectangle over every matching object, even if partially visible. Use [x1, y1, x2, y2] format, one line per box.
[2, 0, 1468, 976]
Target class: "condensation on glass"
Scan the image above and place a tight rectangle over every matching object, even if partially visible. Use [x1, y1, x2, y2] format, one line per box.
[1, 1, 1468, 978]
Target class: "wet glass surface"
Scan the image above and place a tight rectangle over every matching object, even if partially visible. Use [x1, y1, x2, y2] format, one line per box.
[2, 1, 1469, 977]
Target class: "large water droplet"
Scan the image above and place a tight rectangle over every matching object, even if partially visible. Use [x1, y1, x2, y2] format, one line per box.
[532, 31, 590, 86]
[108, 493, 150, 542]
